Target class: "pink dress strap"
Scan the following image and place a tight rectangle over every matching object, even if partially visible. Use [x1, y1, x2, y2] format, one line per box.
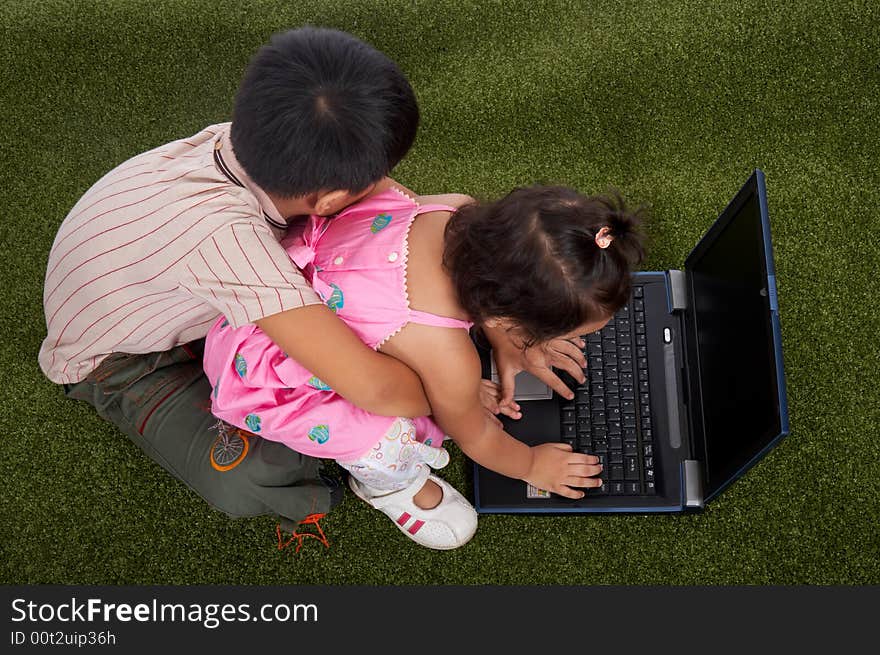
[415, 203, 458, 214]
[405, 200, 470, 330]
[409, 199, 473, 330]
[407, 309, 473, 331]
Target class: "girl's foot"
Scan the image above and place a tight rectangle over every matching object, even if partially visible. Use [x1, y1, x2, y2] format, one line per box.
[348, 469, 478, 550]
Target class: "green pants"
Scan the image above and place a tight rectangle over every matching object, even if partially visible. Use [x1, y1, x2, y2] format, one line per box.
[64, 340, 333, 525]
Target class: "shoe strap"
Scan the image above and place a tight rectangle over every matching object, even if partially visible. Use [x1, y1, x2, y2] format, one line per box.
[366, 467, 432, 510]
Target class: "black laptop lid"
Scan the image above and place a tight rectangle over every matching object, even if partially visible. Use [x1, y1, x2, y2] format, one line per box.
[683, 170, 790, 502]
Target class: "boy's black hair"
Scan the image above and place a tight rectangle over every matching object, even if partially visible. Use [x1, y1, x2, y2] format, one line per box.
[443, 186, 647, 346]
[230, 26, 419, 198]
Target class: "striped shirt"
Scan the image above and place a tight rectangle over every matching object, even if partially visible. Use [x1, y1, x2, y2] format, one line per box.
[39, 123, 321, 384]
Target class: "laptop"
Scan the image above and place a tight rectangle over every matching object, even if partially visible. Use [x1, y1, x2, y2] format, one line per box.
[473, 170, 790, 513]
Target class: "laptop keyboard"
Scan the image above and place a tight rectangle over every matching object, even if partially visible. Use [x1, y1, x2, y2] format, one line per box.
[560, 286, 656, 495]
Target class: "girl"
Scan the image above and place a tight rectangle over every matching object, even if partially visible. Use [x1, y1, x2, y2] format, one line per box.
[204, 185, 645, 550]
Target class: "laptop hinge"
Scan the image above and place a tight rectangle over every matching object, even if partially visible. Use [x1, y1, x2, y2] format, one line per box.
[682, 460, 704, 509]
[666, 269, 688, 311]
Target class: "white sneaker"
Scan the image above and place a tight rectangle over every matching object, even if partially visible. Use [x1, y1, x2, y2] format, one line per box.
[348, 467, 478, 550]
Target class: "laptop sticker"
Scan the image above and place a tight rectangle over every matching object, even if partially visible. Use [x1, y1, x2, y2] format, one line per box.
[527, 484, 551, 499]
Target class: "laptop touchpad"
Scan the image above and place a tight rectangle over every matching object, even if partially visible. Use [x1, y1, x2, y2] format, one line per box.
[490, 359, 554, 401]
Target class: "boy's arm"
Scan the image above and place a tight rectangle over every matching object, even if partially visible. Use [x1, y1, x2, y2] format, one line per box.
[255, 305, 430, 418]
[380, 325, 602, 497]
[181, 220, 431, 418]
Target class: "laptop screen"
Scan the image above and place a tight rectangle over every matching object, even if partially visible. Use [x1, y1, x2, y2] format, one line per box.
[684, 171, 788, 500]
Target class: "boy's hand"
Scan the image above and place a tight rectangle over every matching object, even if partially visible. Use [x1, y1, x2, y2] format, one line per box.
[479, 379, 522, 420]
[525, 443, 603, 499]
[491, 335, 587, 405]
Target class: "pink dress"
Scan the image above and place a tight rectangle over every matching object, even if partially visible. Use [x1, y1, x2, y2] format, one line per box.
[203, 188, 473, 461]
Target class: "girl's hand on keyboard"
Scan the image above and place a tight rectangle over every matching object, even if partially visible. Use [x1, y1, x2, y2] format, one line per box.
[537, 337, 587, 385]
[494, 337, 587, 405]
[525, 443, 603, 499]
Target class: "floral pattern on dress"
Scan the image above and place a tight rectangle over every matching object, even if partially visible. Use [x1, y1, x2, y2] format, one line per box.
[326, 283, 344, 313]
[308, 424, 330, 444]
[244, 413, 261, 433]
[370, 213, 393, 233]
[234, 353, 247, 378]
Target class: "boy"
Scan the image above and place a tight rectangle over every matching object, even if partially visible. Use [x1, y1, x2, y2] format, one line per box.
[39, 27, 431, 529]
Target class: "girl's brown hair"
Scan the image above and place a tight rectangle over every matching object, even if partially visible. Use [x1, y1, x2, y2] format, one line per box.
[443, 185, 647, 345]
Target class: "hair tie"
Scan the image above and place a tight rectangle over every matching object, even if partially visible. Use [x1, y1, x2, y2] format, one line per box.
[594, 226, 614, 249]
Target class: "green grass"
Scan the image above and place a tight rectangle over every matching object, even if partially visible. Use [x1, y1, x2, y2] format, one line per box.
[1, 0, 878, 585]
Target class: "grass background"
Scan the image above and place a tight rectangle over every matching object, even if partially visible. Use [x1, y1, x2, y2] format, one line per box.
[1, 0, 878, 585]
